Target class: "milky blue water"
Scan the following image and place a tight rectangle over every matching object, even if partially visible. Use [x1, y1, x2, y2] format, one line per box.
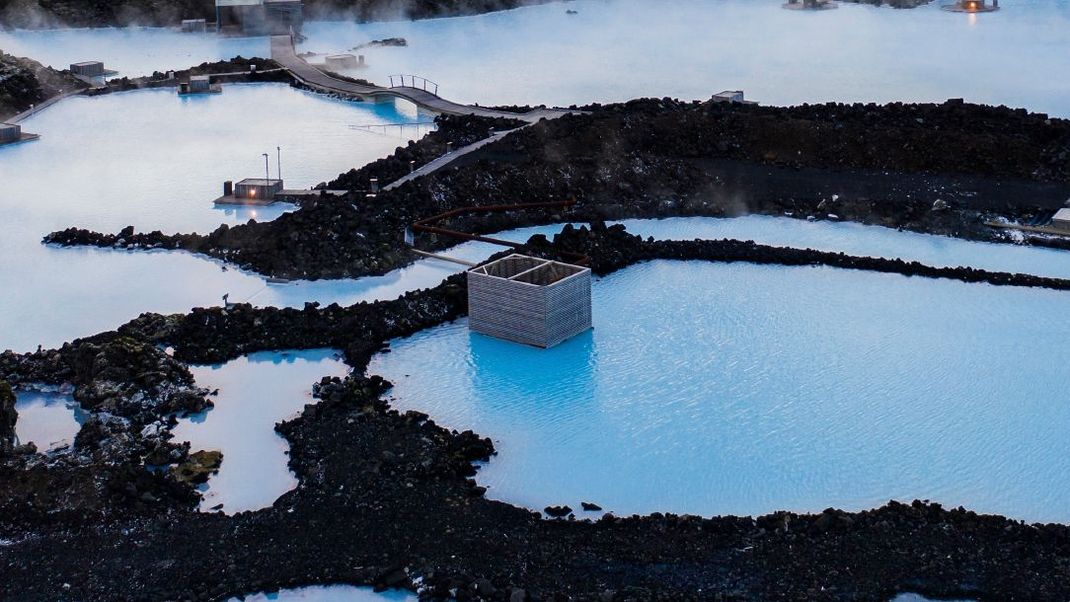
[0, 27, 268, 77]
[228, 585, 416, 602]
[301, 0, 1070, 115]
[13, 390, 86, 451]
[173, 349, 349, 514]
[0, 83, 430, 352]
[369, 260, 1070, 523]
[4, 2, 1068, 114]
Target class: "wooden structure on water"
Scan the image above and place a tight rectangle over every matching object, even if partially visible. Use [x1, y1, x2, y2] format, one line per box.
[468, 254, 592, 349]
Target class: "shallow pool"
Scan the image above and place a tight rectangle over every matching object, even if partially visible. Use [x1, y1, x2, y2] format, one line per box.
[301, 0, 1070, 116]
[174, 349, 349, 514]
[13, 390, 86, 451]
[370, 260, 1070, 522]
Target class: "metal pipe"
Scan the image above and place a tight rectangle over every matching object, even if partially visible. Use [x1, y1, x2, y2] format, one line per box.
[411, 200, 589, 265]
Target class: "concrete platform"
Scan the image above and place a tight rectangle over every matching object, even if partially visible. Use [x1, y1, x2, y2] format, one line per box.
[0, 133, 41, 146]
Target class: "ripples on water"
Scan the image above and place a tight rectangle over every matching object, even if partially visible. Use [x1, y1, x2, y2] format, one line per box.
[370, 260, 1070, 522]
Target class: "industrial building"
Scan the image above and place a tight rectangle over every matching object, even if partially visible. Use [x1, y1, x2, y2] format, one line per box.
[467, 254, 593, 349]
[70, 61, 105, 77]
[216, 0, 304, 36]
[0, 123, 21, 144]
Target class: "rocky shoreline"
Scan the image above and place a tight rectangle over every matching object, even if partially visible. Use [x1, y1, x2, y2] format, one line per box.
[0, 51, 84, 120]
[6, 223, 1070, 599]
[46, 98, 1070, 280]
[0, 0, 554, 29]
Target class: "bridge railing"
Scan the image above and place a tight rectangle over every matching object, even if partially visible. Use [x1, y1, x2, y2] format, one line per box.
[389, 74, 439, 96]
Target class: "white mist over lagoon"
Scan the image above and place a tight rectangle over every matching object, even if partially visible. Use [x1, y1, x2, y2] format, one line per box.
[301, 0, 1070, 116]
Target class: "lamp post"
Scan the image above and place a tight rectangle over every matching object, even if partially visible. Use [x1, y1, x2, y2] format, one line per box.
[263, 153, 270, 184]
[277, 146, 282, 182]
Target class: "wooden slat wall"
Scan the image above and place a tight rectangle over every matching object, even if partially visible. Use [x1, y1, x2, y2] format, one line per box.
[468, 263, 592, 349]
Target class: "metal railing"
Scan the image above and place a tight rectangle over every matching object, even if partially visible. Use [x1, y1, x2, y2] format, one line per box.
[389, 74, 439, 95]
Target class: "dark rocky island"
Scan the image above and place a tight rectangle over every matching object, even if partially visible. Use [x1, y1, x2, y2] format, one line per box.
[48, 98, 1070, 280]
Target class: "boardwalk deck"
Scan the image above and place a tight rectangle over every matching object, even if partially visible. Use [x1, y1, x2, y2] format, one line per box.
[270, 35, 573, 124]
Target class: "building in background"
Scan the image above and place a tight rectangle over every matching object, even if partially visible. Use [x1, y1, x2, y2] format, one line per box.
[215, 0, 304, 36]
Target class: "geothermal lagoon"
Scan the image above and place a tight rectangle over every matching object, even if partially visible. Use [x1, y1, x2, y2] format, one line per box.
[4, 0, 1070, 597]
[370, 260, 1070, 523]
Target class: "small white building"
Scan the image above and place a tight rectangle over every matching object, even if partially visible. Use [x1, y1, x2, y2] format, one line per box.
[468, 254, 592, 348]
[1050, 208, 1070, 232]
[234, 178, 284, 201]
[712, 90, 745, 104]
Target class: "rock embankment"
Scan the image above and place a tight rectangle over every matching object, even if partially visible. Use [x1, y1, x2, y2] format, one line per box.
[0, 51, 84, 119]
[0, 381, 15, 455]
[46, 98, 1070, 281]
[82, 57, 289, 97]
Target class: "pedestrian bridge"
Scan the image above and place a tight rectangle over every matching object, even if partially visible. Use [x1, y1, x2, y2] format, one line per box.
[270, 35, 573, 123]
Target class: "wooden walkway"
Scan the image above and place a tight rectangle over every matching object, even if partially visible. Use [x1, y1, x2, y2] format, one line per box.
[270, 35, 573, 124]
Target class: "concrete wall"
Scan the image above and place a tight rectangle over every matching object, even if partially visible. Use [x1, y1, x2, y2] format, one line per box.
[0, 124, 21, 144]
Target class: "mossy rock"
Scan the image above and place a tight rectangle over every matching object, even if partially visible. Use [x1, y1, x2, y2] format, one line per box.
[172, 450, 223, 484]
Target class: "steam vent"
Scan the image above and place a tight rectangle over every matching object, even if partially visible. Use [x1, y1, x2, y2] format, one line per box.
[467, 254, 593, 348]
[943, 0, 999, 12]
